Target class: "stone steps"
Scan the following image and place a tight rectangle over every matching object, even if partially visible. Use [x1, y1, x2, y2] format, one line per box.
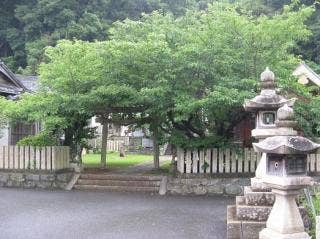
[79, 173, 163, 181]
[243, 186, 274, 206]
[236, 205, 272, 221]
[77, 179, 161, 187]
[227, 205, 265, 239]
[227, 184, 312, 238]
[73, 184, 159, 193]
[73, 173, 163, 193]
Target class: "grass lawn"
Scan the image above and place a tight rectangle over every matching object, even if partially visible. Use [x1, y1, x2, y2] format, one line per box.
[82, 152, 153, 169]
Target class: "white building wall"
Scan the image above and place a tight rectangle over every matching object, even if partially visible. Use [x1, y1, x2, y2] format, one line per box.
[0, 124, 9, 145]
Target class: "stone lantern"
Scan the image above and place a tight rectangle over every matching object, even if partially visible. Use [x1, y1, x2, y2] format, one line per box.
[253, 104, 320, 239]
[243, 67, 296, 188]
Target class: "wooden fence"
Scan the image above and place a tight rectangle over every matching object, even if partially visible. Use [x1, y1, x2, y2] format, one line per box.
[0, 146, 70, 171]
[107, 140, 124, 152]
[177, 148, 320, 174]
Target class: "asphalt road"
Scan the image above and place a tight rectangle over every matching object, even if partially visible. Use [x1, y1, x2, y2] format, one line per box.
[0, 188, 233, 239]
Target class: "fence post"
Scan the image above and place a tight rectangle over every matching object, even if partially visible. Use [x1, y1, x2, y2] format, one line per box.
[244, 148, 250, 173]
[192, 150, 199, 173]
[231, 149, 237, 173]
[14, 146, 19, 169]
[199, 150, 205, 173]
[225, 148, 231, 173]
[19, 146, 24, 169]
[177, 148, 185, 173]
[0, 146, 4, 169]
[218, 148, 224, 173]
[186, 150, 192, 173]
[205, 149, 211, 174]
[212, 148, 218, 173]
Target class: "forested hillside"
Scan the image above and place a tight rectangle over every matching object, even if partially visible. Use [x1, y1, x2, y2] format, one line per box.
[1, 0, 319, 74]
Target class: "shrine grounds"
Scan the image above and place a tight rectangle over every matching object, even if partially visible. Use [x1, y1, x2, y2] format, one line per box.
[0, 188, 232, 239]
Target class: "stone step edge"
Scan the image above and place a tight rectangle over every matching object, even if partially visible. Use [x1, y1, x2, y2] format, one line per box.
[80, 174, 163, 181]
[227, 205, 266, 239]
[73, 184, 160, 192]
[76, 179, 161, 186]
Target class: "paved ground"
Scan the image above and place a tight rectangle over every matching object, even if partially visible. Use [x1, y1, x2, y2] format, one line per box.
[0, 188, 232, 239]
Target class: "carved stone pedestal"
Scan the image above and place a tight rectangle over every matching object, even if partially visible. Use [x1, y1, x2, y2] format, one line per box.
[259, 186, 311, 239]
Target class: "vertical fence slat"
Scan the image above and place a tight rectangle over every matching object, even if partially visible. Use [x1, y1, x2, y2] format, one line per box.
[9, 146, 14, 169]
[243, 148, 249, 173]
[58, 147, 62, 170]
[205, 149, 211, 174]
[218, 149, 224, 173]
[199, 150, 205, 173]
[0, 146, 4, 169]
[192, 150, 199, 173]
[67, 147, 70, 168]
[19, 146, 24, 170]
[310, 154, 316, 172]
[225, 149, 230, 173]
[41, 148, 46, 170]
[65, 146, 69, 168]
[60, 147, 64, 170]
[52, 147, 56, 170]
[237, 151, 243, 173]
[231, 149, 237, 173]
[4, 146, 9, 169]
[212, 148, 218, 173]
[186, 150, 192, 173]
[317, 153, 320, 172]
[24, 146, 30, 170]
[35, 147, 41, 170]
[177, 148, 184, 173]
[63, 147, 67, 169]
[250, 149, 256, 173]
[46, 147, 52, 171]
[14, 146, 19, 169]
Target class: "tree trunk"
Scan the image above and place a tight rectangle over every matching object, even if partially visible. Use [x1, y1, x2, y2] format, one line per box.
[64, 127, 80, 163]
[152, 125, 160, 169]
[100, 122, 108, 168]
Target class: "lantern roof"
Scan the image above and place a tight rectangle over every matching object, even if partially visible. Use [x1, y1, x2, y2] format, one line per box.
[244, 67, 295, 111]
[253, 136, 320, 154]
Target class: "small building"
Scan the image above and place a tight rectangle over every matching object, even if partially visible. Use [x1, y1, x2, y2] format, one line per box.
[233, 63, 320, 147]
[0, 60, 40, 145]
[293, 62, 320, 87]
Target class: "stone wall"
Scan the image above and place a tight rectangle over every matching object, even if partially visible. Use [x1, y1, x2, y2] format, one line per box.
[167, 175, 252, 196]
[0, 170, 74, 189]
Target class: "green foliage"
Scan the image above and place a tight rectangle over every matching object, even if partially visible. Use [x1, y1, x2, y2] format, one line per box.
[0, 1, 316, 155]
[17, 131, 58, 147]
[280, 72, 320, 140]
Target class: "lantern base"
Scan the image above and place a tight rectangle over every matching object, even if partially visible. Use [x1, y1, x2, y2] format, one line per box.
[259, 228, 310, 239]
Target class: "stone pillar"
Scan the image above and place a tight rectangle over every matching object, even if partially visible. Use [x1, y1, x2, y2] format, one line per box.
[260, 189, 309, 239]
[316, 216, 320, 239]
[100, 121, 108, 168]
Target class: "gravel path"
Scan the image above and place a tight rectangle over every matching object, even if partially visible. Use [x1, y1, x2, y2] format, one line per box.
[0, 188, 232, 239]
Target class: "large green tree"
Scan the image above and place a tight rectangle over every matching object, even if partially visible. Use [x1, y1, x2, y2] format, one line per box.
[0, 2, 314, 166]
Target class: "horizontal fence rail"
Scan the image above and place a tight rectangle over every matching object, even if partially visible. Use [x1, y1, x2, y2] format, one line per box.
[0, 146, 70, 171]
[177, 148, 320, 174]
